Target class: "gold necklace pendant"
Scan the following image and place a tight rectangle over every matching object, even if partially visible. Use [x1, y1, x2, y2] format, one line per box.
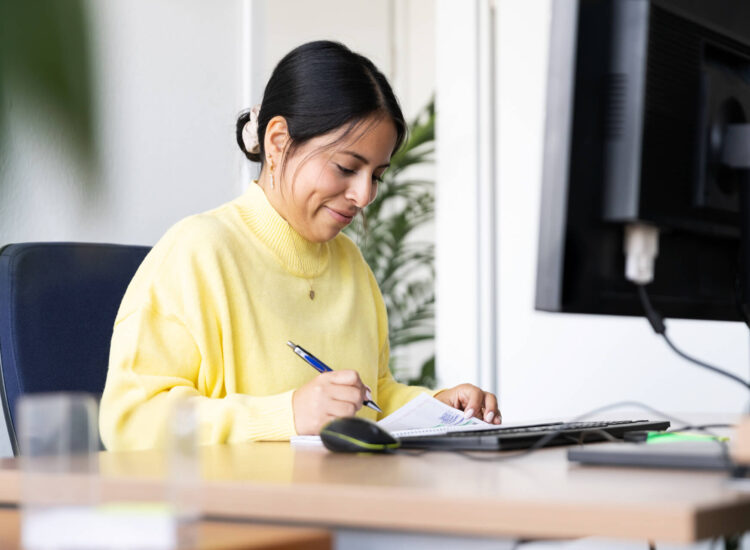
[289, 228, 322, 301]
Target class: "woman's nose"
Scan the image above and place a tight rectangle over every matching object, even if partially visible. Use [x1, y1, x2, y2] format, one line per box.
[346, 174, 374, 208]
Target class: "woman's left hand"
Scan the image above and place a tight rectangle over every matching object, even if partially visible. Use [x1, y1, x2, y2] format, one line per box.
[434, 384, 501, 424]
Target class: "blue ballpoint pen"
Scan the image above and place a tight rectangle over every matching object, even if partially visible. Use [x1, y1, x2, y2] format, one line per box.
[287, 341, 383, 413]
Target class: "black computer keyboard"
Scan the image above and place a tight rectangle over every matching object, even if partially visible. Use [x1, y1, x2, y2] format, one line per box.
[396, 419, 671, 451]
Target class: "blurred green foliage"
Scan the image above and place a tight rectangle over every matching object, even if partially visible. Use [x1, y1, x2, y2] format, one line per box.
[0, 0, 95, 162]
[346, 99, 436, 388]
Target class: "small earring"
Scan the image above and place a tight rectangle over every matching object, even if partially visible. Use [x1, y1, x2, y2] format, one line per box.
[268, 157, 274, 189]
[270, 170, 274, 189]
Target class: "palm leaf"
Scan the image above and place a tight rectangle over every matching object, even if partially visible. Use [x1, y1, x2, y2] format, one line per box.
[345, 98, 436, 386]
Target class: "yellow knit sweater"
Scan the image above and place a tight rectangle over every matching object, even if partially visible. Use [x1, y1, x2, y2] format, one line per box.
[99, 183, 432, 451]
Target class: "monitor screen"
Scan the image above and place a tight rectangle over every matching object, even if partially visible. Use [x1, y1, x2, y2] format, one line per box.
[535, 0, 750, 322]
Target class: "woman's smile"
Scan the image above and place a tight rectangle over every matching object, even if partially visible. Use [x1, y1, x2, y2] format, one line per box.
[324, 205, 356, 225]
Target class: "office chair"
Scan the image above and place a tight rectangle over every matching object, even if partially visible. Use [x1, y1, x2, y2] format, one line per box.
[0, 243, 150, 455]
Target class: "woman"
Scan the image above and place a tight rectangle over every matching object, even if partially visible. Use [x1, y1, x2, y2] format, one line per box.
[100, 41, 500, 451]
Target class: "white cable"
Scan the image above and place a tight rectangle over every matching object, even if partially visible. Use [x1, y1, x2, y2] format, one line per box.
[624, 223, 660, 284]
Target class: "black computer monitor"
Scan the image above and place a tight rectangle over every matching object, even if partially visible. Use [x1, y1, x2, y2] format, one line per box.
[535, 0, 750, 322]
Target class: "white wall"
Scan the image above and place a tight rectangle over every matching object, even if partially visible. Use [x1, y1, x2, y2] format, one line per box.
[495, 0, 750, 421]
[0, 0, 245, 247]
[259, 0, 435, 121]
[435, 0, 499, 392]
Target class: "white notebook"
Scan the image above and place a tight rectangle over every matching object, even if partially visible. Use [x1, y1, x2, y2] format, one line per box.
[291, 393, 493, 445]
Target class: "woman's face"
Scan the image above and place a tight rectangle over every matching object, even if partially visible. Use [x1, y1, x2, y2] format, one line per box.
[269, 114, 398, 243]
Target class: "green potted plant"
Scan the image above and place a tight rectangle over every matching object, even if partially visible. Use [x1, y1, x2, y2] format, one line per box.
[346, 99, 436, 387]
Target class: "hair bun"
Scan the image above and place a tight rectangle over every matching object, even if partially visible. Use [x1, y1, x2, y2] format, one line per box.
[236, 105, 262, 162]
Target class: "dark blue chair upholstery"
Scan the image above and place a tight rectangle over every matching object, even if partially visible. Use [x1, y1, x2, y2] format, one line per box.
[0, 243, 150, 454]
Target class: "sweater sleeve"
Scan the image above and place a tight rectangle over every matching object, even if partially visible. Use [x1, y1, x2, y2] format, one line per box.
[99, 305, 297, 451]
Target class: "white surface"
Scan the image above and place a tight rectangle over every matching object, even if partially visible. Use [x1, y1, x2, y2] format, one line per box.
[290, 435, 324, 446]
[23, 505, 177, 549]
[435, 0, 484, 391]
[434, 0, 502, 395]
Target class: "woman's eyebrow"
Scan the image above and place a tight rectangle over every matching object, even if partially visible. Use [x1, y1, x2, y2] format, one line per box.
[341, 150, 390, 169]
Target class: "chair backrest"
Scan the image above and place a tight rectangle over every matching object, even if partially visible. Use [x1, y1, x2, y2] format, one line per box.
[0, 243, 150, 455]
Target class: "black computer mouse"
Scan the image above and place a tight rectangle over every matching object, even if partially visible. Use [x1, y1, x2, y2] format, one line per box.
[320, 417, 400, 453]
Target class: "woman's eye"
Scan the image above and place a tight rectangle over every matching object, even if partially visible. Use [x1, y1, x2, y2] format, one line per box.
[336, 164, 356, 175]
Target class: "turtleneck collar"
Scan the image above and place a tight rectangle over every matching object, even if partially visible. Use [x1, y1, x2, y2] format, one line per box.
[235, 182, 330, 277]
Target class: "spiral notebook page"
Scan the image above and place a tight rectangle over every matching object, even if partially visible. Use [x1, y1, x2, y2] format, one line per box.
[291, 393, 492, 445]
[378, 393, 492, 438]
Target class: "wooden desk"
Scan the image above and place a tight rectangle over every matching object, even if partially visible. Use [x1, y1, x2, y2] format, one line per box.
[0, 443, 748, 545]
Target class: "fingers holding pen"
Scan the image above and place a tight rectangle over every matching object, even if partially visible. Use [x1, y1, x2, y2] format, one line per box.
[288, 342, 387, 436]
[329, 372, 367, 404]
[292, 369, 367, 435]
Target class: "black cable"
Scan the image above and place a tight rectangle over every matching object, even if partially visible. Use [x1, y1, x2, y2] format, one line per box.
[637, 285, 666, 335]
[441, 288, 746, 465]
[394, 287, 744, 465]
[662, 333, 750, 390]
[637, 285, 750, 391]
[444, 400, 734, 468]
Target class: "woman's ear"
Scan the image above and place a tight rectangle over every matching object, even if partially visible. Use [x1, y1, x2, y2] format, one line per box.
[264, 116, 290, 164]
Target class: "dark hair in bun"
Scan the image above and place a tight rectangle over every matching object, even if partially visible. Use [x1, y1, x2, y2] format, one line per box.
[235, 40, 406, 167]
[236, 110, 261, 162]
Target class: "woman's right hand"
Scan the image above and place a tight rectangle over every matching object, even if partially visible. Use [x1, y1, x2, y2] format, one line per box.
[292, 370, 367, 435]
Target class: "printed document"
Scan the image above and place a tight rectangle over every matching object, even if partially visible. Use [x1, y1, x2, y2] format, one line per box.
[291, 393, 492, 445]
